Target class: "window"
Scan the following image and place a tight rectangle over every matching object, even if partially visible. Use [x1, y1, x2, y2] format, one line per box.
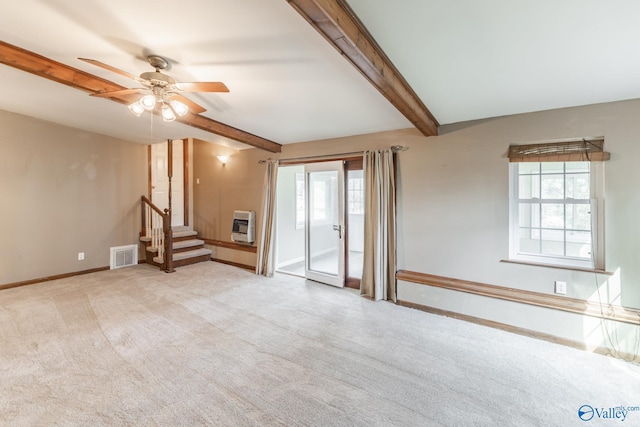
[312, 180, 327, 221]
[295, 173, 305, 229]
[347, 170, 364, 214]
[509, 161, 604, 270]
[307, 171, 337, 224]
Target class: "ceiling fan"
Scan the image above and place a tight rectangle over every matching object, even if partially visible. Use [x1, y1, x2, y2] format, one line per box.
[79, 55, 229, 121]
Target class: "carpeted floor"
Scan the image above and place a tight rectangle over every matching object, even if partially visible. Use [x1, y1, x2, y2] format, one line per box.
[1, 262, 638, 426]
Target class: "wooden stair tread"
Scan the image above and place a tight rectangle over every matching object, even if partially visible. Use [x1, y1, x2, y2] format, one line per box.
[142, 225, 210, 269]
[173, 247, 212, 261]
[146, 239, 205, 253]
[174, 239, 205, 249]
[153, 247, 211, 264]
[173, 230, 198, 239]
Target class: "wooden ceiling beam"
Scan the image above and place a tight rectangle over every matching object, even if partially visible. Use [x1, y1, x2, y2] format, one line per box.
[287, 0, 439, 136]
[0, 41, 125, 94]
[0, 41, 282, 153]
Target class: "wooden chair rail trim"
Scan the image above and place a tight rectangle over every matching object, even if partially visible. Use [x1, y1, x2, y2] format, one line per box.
[211, 258, 255, 271]
[396, 270, 640, 326]
[396, 300, 639, 363]
[203, 238, 258, 253]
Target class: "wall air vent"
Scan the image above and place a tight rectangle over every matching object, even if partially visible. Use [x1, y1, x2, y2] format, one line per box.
[110, 244, 138, 270]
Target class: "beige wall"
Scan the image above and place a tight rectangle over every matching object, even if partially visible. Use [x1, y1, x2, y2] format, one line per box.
[396, 99, 640, 357]
[0, 109, 147, 285]
[397, 100, 640, 306]
[192, 139, 265, 267]
[192, 130, 408, 267]
[193, 103, 640, 357]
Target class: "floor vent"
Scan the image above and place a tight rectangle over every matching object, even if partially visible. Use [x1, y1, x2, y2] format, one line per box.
[110, 244, 138, 270]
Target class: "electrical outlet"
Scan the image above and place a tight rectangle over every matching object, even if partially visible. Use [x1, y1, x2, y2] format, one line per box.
[555, 281, 567, 295]
[78, 252, 85, 261]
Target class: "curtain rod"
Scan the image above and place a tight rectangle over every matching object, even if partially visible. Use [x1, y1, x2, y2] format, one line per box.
[258, 145, 408, 164]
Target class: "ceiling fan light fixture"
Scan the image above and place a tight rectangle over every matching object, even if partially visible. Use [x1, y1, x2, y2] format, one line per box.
[81, 55, 225, 121]
[169, 99, 189, 117]
[140, 94, 157, 111]
[161, 104, 176, 122]
[128, 101, 145, 117]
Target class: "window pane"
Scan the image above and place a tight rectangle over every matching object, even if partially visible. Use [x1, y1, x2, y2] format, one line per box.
[565, 162, 589, 173]
[519, 228, 541, 254]
[566, 204, 591, 231]
[519, 203, 540, 227]
[347, 170, 364, 279]
[566, 173, 590, 199]
[295, 173, 305, 227]
[541, 162, 564, 173]
[541, 229, 564, 256]
[566, 231, 592, 258]
[541, 204, 563, 228]
[541, 175, 564, 199]
[518, 174, 541, 199]
[311, 180, 327, 221]
[519, 162, 540, 174]
[347, 170, 364, 215]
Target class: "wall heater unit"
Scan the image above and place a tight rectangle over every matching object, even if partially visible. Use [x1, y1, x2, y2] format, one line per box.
[232, 210, 255, 243]
[110, 244, 138, 269]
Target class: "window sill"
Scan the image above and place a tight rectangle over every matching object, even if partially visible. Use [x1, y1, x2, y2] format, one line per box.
[500, 259, 613, 275]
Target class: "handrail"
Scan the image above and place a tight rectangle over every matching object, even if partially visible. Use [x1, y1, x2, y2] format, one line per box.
[141, 195, 165, 217]
[140, 196, 174, 273]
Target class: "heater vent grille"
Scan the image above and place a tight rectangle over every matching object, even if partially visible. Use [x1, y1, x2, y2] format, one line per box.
[110, 244, 138, 270]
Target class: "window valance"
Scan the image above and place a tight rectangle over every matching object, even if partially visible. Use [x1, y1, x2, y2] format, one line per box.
[508, 138, 610, 162]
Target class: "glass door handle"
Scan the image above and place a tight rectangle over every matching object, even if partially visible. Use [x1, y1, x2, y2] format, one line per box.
[333, 224, 342, 238]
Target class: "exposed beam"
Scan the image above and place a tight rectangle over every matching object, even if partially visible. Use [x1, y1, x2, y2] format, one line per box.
[178, 113, 281, 153]
[0, 41, 282, 153]
[0, 41, 125, 94]
[287, 0, 439, 136]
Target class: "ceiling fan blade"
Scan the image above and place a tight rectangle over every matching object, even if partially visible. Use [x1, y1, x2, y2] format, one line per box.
[79, 58, 139, 81]
[174, 82, 229, 92]
[169, 94, 207, 114]
[90, 88, 147, 98]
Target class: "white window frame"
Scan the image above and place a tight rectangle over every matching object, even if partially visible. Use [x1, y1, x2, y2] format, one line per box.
[509, 161, 605, 270]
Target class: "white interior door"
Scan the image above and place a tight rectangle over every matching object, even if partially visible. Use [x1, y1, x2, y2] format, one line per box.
[305, 161, 345, 287]
[151, 140, 184, 227]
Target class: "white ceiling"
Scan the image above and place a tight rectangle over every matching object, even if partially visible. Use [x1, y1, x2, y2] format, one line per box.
[2, 1, 640, 149]
[348, 0, 640, 124]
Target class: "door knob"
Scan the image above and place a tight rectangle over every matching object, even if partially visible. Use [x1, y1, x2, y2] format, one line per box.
[333, 224, 342, 239]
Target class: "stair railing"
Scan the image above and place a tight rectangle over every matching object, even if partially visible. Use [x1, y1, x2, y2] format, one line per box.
[141, 195, 174, 273]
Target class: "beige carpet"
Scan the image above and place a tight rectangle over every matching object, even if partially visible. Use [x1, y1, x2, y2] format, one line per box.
[1, 262, 639, 426]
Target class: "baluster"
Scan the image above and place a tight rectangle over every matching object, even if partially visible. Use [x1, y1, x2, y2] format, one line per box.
[158, 227, 164, 262]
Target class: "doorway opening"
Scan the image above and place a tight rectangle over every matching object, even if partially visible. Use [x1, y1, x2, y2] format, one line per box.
[275, 160, 364, 289]
[149, 139, 188, 227]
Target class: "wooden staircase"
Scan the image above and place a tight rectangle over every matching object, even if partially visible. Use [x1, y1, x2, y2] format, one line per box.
[141, 226, 212, 270]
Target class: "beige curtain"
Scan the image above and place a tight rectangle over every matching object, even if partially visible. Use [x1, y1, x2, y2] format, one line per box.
[256, 160, 279, 276]
[361, 149, 397, 302]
